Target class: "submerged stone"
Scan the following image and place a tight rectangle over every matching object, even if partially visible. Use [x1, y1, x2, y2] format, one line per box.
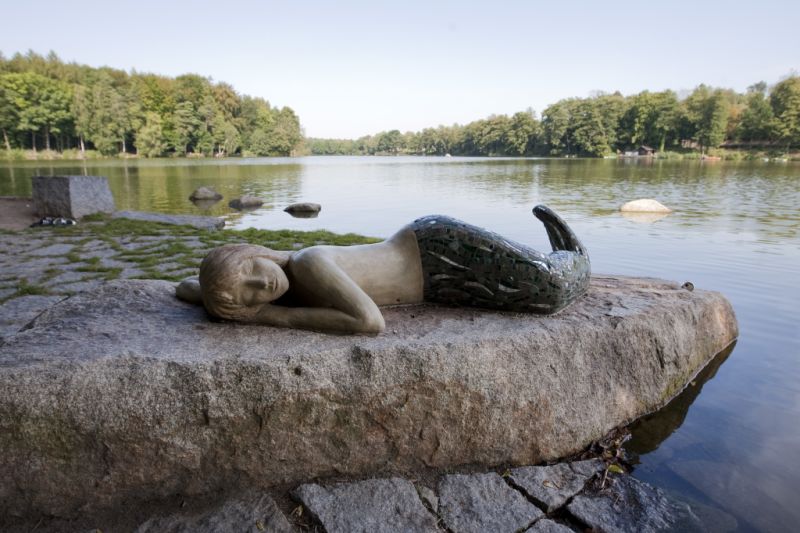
[567, 474, 704, 532]
[0, 275, 737, 517]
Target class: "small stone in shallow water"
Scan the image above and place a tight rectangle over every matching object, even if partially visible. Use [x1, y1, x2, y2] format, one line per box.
[229, 195, 264, 209]
[284, 202, 321, 214]
[189, 187, 223, 201]
[567, 474, 705, 532]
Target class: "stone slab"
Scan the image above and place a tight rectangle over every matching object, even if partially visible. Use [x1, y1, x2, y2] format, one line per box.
[28, 243, 76, 256]
[438, 472, 543, 533]
[510, 459, 604, 512]
[32, 176, 115, 219]
[113, 210, 225, 230]
[526, 519, 575, 533]
[292, 478, 437, 533]
[567, 474, 704, 532]
[134, 491, 292, 533]
[0, 275, 737, 517]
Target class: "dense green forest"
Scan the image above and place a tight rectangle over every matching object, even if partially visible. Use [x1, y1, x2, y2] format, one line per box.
[0, 51, 302, 157]
[309, 77, 800, 157]
[1, 51, 798, 159]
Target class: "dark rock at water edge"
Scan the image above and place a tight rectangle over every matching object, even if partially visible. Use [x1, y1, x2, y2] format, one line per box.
[32, 176, 115, 219]
[567, 474, 705, 532]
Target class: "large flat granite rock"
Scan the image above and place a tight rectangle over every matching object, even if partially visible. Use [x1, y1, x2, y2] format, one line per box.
[112, 210, 225, 230]
[0, 275, 737, 518]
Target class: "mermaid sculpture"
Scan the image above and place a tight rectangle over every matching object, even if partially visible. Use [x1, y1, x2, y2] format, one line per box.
[177, 205, 590, 334]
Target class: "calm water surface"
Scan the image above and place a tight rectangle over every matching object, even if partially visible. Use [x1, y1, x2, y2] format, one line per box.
[2, 157, 799, 531]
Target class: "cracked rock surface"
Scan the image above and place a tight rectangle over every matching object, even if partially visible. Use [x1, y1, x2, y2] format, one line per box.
[0, 275, 737, 517]
[438, 472, 543, 533]
[509, 459, 604, 512]
[293, 478, 438, 533]
[135, 491, 293, 533]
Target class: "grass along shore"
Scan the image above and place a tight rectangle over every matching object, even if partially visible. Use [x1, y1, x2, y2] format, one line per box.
[0, 215, 379, 305]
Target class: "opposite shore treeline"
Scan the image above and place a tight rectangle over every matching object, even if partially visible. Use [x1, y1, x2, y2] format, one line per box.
[1, 51, 799, 160]
[0, 51, 302, 158]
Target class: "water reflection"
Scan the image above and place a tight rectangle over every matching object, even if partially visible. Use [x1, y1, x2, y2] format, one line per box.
[620, 211, 671, 224]
[627, 342, 736, 457]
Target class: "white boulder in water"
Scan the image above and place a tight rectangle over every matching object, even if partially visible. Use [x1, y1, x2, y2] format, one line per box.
[620, 199, 672, 213]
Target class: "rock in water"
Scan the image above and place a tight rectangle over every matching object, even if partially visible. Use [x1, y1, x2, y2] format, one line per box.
[567, 474, 705, 532]
[228, 195, 264, 209]
[620, 199, 672, 213]
[284, 202, 321, 213]
[0, 275, 737, 517]
[189, 187, 223, 201]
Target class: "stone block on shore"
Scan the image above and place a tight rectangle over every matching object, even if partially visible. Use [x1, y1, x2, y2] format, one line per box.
[32, 176, 115, 219]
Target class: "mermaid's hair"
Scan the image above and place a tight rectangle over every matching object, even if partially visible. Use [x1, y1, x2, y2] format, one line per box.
[199, 244, 289, 321]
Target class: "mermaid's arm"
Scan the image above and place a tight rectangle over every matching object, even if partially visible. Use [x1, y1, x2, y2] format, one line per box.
[176, 277, 203, 305]
[253, 248, 385, 335]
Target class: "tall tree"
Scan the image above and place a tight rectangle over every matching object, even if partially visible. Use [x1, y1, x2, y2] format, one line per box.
[135, 112, 167, 157]
[770, 76, 800, 150]
[738, 83, 775, 142]
[0, 74, 19, 150]
[4, 71, 71, 151]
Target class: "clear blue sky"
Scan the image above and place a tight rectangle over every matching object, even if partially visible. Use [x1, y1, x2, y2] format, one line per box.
[2, 0, 798, 138]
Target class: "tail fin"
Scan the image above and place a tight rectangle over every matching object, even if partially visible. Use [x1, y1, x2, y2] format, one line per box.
[533, 205, 587, 255]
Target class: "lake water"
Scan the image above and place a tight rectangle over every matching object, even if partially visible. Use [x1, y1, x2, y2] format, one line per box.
[2, 156, 799, 531]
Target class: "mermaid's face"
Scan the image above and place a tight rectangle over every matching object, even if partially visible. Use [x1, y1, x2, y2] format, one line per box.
[233, 256, 290, 306]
